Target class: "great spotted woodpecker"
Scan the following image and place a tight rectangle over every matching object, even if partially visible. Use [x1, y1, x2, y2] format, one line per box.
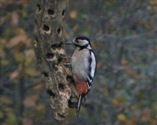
[71, 36, 96, 114]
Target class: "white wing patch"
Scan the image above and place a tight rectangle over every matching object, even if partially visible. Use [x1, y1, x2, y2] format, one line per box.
[87, 50, 96, 87]
[91, 52, 96, 78]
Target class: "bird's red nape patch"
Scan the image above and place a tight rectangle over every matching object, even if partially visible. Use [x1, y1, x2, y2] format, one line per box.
[76, 82, 88, 95]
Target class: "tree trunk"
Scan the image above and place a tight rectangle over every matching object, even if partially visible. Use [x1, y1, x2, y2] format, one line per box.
[34, 0, 73, 120]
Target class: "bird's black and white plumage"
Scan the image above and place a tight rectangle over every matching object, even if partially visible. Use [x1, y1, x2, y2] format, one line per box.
[71, 36, 96, 114]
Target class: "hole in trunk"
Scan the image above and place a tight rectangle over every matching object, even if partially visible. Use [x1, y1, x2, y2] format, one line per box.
[57, 27, 63, 36]
[46, 53, 55, 62]
[62, 9, 66, 16]
[42, 71, 49, 77]
[51, 43, 62, 49]
[68, 98, 78, 108]
[57, 113, 65, 118]
[66, 75, 74, 83]
[43, 24, 50, 31]
[58, 83, 65, 90]
[46, 53, 54, 59]
[46, 89, 56, 97]
[36, 4, 41, 12]
[48, 9, 55, 15]
[57, 28, 61, 34]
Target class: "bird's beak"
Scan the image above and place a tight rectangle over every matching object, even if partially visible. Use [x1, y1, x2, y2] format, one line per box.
[72, 38, 75, 43]
[63, 41, 73, 45]
[63, 38, 75, 45]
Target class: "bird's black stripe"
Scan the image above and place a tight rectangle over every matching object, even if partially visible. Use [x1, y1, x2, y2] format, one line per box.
[78, 44, 89, 50]
[87, 50, 93, 86]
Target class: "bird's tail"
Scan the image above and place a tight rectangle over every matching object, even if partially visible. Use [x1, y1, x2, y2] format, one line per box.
[77, 95, 83, 117]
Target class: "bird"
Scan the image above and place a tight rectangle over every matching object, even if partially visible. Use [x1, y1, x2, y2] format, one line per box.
[71, 36, 96, 115]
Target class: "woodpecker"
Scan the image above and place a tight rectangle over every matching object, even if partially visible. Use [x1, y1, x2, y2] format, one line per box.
[71, 36, 96, 114]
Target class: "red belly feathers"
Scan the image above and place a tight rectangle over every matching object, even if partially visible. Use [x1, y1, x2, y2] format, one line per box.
[75, 82, 89, 95]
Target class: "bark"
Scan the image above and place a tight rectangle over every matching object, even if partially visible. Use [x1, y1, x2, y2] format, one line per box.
[34, 0, 74, 120]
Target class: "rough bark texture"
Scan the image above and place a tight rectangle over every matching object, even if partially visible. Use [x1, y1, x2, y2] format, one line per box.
[34, 0, 73, 120]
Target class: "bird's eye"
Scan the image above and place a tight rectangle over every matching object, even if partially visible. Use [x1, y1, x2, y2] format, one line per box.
[76, 40, 80, 43]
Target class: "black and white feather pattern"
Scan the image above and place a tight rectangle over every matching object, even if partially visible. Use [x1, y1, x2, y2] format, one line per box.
[87, 50, 96, 88]
[71, 42, 96, 90]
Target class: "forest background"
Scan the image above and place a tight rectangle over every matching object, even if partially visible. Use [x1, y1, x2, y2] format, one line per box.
[0, 0, 157, 125]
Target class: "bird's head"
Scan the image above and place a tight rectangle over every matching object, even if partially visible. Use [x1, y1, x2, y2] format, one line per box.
[73, 36, 91, 48]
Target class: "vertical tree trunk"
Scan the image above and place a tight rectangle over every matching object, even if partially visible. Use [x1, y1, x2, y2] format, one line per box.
[34, 0, 73, 120]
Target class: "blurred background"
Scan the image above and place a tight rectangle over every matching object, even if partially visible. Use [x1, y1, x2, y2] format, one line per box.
[0, 0, 157, 125]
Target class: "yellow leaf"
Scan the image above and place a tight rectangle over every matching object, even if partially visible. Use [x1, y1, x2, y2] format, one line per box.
[1, 59, 9, 66]
[112, 96, 126, 107]
[14, 52, 25, 63]
[36, 104, 45, 113]
[6, 112, 16, 125]
[69, 10, 78, 19]
[24, 95, 38, 108]
[25, 68, 40, 77]
[117, 113, 127, 122]
[0, 96, 13, 105]
[25, 49, 35, 65]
